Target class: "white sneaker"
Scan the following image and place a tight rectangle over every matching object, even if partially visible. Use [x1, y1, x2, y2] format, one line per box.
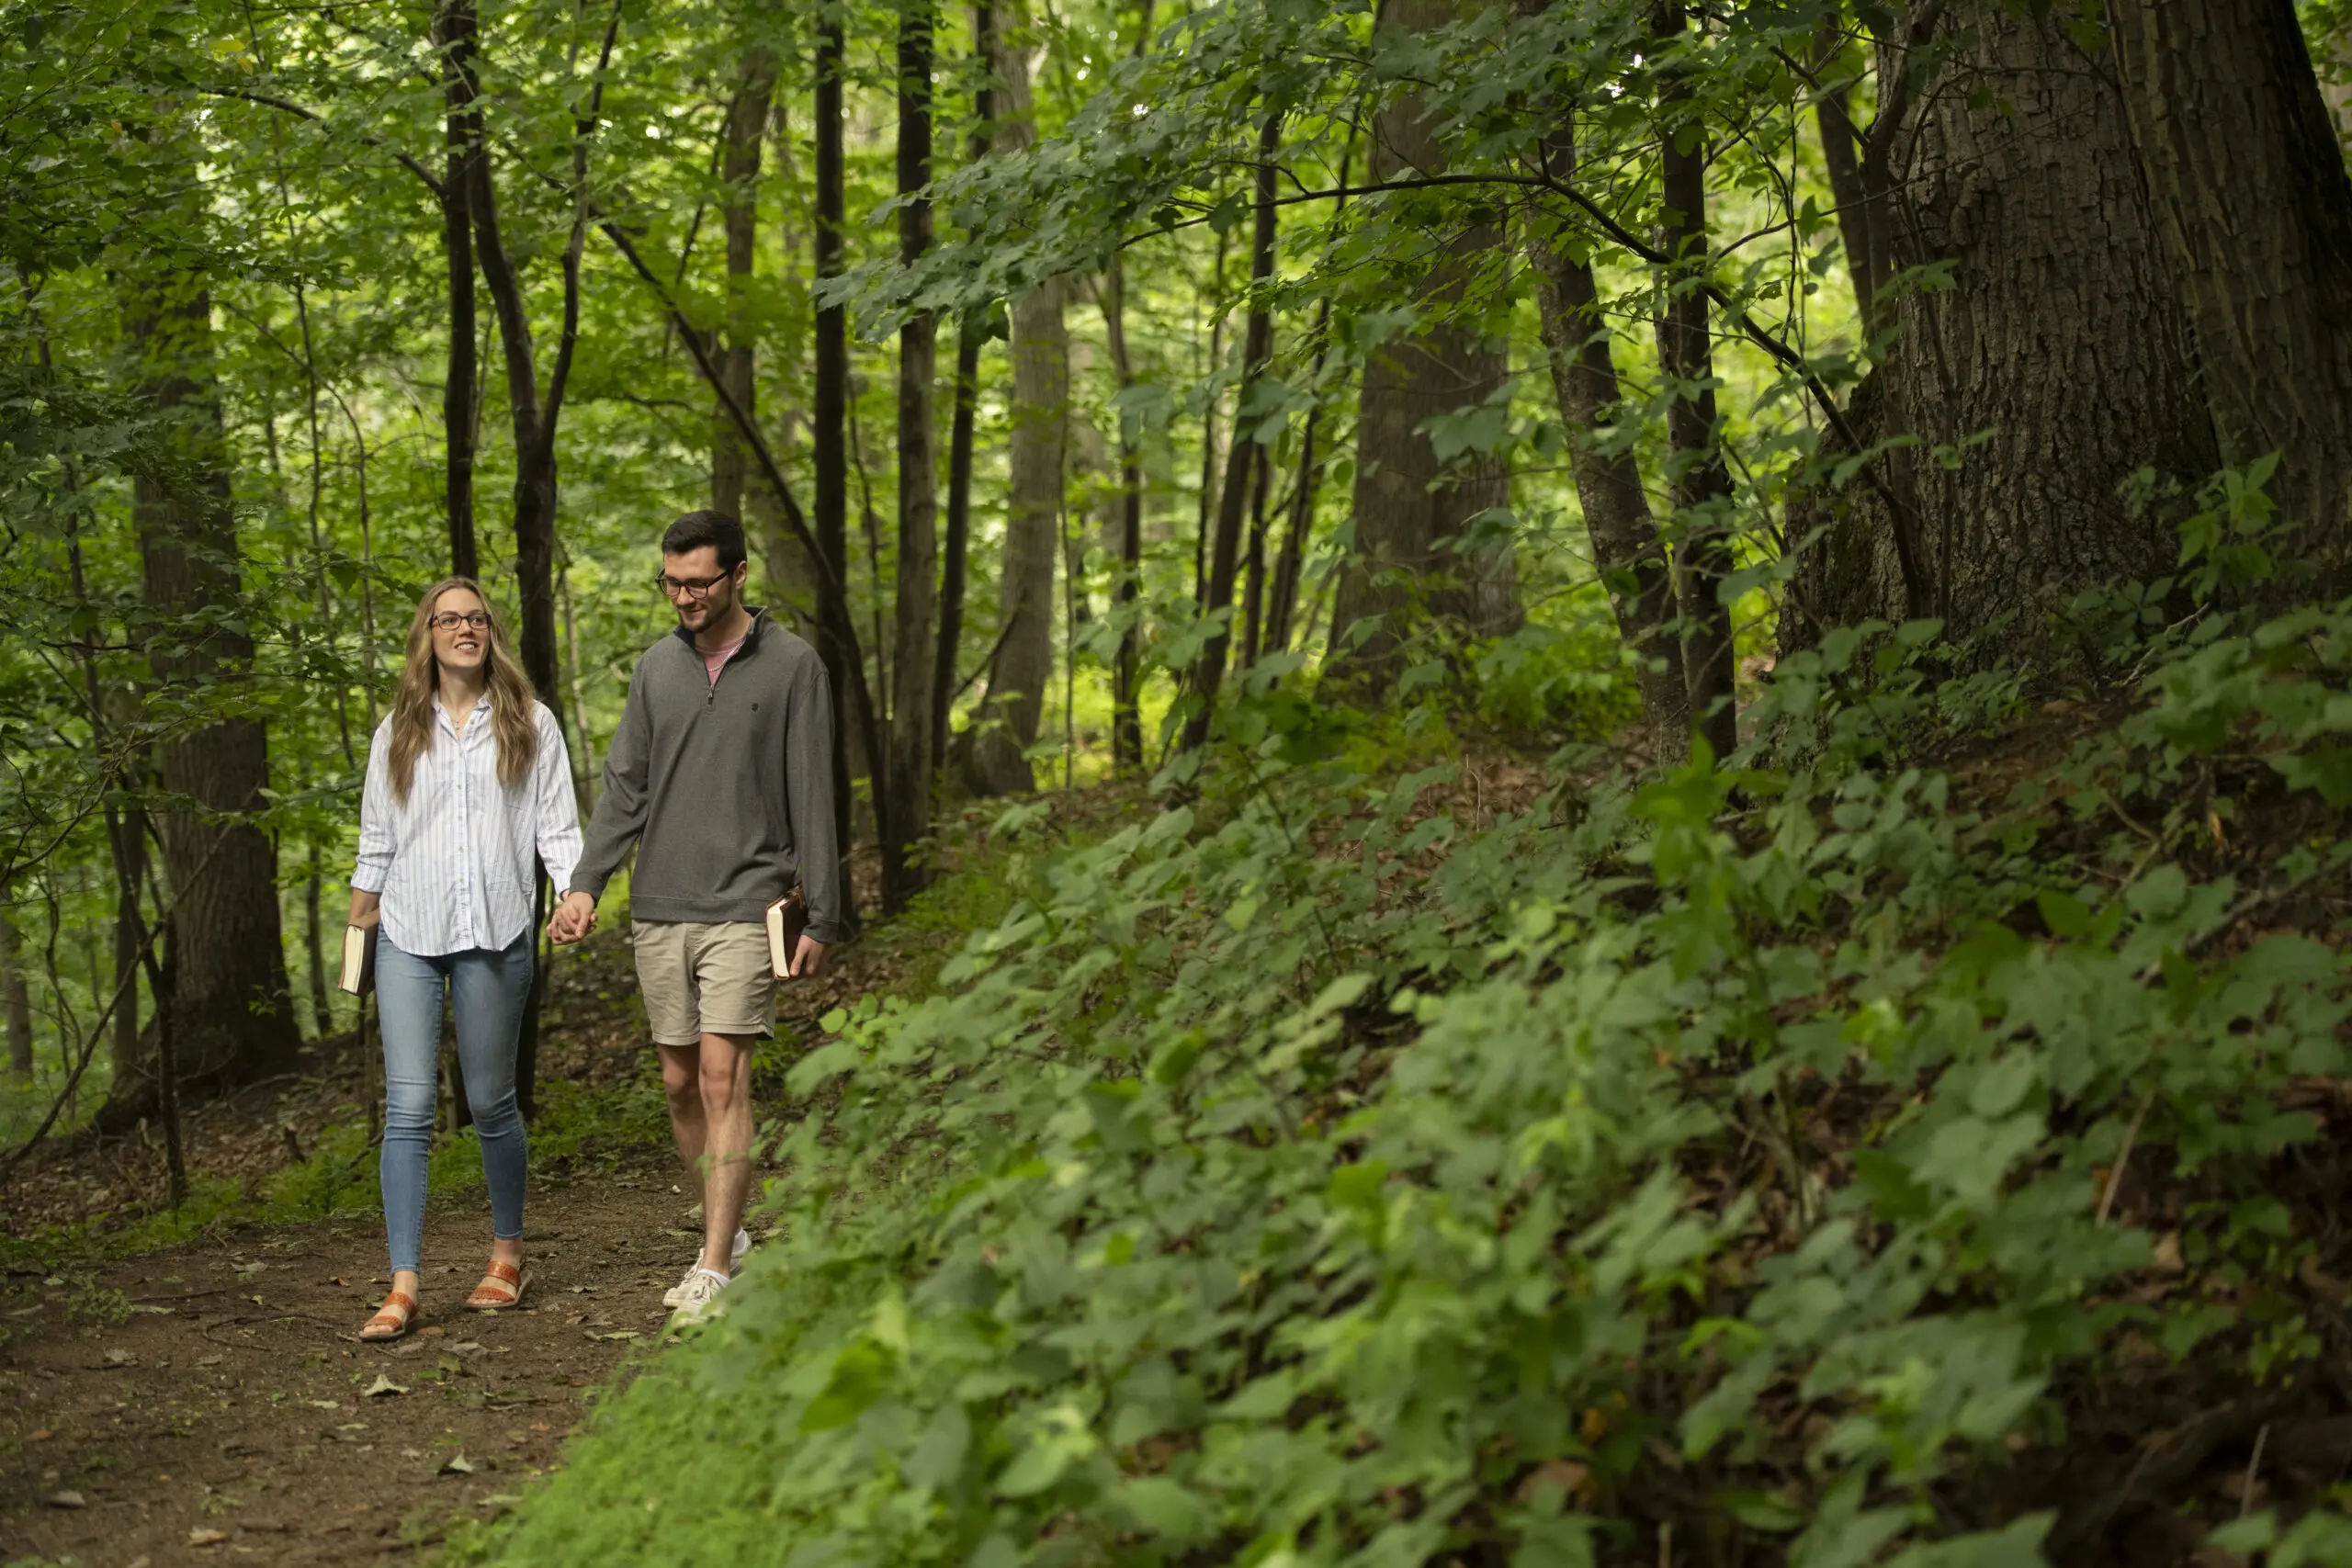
[662, 1229, 751, 1308]
[668, 1267, 730, 1325]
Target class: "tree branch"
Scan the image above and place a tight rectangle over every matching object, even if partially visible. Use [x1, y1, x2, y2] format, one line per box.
[197, 85, 445, 198]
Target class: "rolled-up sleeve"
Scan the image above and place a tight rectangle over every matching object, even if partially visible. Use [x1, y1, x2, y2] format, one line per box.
[534, 705, 584, 895]
[352, 725, 394, 895]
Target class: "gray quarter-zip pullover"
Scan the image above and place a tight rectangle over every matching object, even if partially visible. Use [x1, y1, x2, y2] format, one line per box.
[567, 607, 845, 942]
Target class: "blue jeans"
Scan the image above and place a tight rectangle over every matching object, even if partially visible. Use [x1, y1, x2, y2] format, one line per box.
[376, 931, 533, 1276]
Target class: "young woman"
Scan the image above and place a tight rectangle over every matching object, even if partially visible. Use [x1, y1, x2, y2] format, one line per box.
[349, 580, 584, 1341]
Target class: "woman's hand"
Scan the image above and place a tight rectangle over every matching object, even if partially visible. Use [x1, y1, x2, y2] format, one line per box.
[548, 890, 598, 945]
[348, 889, 382, 929]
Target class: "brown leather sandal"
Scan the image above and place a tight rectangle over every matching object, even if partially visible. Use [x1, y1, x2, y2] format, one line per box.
[359, 1290, 419, 1341]
[464, 1258, 529, 1312]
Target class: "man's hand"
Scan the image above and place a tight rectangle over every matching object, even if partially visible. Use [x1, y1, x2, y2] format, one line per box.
[548, 889, 598, 946]
[789, 934, 830, 978]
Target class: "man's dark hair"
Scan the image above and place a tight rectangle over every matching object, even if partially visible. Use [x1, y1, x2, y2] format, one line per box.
[662, 510, 747, 571]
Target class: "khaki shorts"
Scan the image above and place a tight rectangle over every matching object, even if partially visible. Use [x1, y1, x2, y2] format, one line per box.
[631, 920, 774, 1046]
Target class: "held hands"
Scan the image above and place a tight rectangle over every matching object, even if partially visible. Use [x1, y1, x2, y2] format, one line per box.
[789, 933, 830, 978]
[547, 889, 598, 946]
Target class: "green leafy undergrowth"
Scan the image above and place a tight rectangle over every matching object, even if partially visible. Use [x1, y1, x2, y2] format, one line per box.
[470, 597, 2352, 1568]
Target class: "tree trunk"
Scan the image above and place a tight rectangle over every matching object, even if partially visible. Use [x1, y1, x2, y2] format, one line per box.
[1265, 133, 1352, 665]
[2109, 0, 2352, 556]
[304, 845, 331, 1037]
[970, 11, 1064, 797]
[1812, 32, 1888, 338]
[1787, 2, 2220, 647]
[434, 0, 481, 579]
[1181, 114, 1282, 751]
[1327, 0, 1515, 683]
[457, 12, 617, 1111]
[1240, 440, 1272, 669]
[2, 895, 29, 1080]
[109, 801, 146, 1089]
[116, 273, 303, 1108]
[885, 0, 940, 911]
[1653, 1, 1739, 761]
[713, 51, 776, 519]
[1102, 255, 1146, 770]
[1525, 214, 1690, 761]
[814, 4, 865, 868]
[935, 0, 996, 771]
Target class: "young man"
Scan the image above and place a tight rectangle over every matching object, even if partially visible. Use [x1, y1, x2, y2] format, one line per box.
[548, 510, 842, 1322]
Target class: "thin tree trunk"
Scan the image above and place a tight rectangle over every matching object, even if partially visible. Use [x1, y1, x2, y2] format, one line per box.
[934, 0, 995, 769]
[1181, 113, 1280, 752]
[1239, 439, 1272, 670]
[457, 6, 619, 1111]
[713, 51, 776, 518]
[434, 0, 481, 579]
[2, 894, 30, 1080]
[814, 2, 865, 878]
[1193, 226, 1229, 614]
[1653, 0, 1738, 761]
[1102, 255, 1146, 769]
[970, 6, 1065, 796]
[1525, 171, 1690, 760]
[304, 845, 330, 1037]
[1811, 31, 1886, 337]
[1265, 131, 1353, 661]
[560, 564, 598, 812]
[885, 0, 941, 910]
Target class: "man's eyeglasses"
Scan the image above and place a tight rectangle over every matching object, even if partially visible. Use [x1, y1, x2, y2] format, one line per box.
[656, 571, 732, 600]
[429, 611, 492, 631]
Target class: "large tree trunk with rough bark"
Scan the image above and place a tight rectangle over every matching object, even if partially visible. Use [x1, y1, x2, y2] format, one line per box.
[113, 272, 303, 1116]
[1786, 2, 2220, 649]
[2109, 0, 2352, 557]
[1327, 0, 1516, 684]
[969, 8, 1064, 797]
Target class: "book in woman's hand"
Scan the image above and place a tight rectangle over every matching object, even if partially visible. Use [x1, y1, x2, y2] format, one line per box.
[337, 922, 379, 997]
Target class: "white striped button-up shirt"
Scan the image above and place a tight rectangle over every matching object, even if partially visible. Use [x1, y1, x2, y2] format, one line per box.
[353, 697, 583, 957]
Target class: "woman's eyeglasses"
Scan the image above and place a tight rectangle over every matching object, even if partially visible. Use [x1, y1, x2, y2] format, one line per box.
[429, 611, 492, 631]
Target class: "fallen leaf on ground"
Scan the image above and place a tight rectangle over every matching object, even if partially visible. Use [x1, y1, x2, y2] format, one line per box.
[307, 1399, 341, 1410]
[188, 1526, 228, 1546]
[364, 1373, 408, 1396]
[441, 1452, 476, 1475]
[104, 1348, 135, 1366]
[28, 1427, 51, 1440]
[44, 1489, 85, 1508]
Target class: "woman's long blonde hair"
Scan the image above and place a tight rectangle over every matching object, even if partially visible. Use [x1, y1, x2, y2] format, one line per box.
[387, 579, 539, 803]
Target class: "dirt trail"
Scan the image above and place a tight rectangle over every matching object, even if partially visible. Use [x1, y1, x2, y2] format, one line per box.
[0, 1164, 727, 1565]
[0, 892, 912, 1568]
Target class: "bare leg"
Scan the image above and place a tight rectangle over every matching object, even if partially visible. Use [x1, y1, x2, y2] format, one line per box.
[658, 1041, 708, 1219]
[695, 1032, 757, 1274]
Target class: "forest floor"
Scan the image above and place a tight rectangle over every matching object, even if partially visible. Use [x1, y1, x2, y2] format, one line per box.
[0, 838, 926, 1568]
